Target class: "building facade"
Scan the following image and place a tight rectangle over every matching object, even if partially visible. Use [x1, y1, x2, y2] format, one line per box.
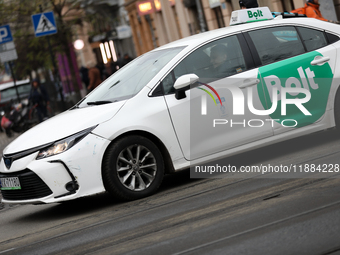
[125, 0, 340, 56]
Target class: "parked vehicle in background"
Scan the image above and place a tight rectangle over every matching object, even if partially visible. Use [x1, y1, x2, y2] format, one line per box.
[0, 79, 41, 136]
[0, 79, 31, 112]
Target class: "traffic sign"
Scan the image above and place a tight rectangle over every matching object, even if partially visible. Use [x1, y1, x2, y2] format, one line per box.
[0, 49, 18, 63]
[0, 26, 17, 63]
[0, 42, 18, 63]
[0, 25, 13, 45]
[32, 11, 57, 37]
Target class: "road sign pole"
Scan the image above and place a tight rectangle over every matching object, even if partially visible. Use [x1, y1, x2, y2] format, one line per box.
[39, 5, 65, 108]
[8, 61, 21, 103]
[48, 37, 65, 104]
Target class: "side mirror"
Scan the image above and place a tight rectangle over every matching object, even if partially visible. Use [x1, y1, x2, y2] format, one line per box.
[174, 74, 199, 100]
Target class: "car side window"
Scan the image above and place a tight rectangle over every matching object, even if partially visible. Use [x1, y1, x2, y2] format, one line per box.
[162, 35, 247, 95]
[248, 26, 305, 66]
[326, 32, 340, 44]
[297, 27, 327, 52]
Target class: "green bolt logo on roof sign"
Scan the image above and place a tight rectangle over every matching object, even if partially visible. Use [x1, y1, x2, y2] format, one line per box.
[248, 10, 263, 19]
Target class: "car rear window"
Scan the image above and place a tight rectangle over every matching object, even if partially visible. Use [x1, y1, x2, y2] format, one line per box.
[297, 27, 327, 52]
[0, 84, 31, 102]
[248, 26, 305, 65]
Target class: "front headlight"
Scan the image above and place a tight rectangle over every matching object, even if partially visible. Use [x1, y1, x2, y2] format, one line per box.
[36, 126, 96, 160]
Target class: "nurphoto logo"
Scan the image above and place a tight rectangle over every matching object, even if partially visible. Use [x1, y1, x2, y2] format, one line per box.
[200, 86, 311, 116]
[197, 65, 323, 128]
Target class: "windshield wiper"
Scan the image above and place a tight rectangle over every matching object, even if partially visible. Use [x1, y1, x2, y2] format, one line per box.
[87, 101, 112, 105]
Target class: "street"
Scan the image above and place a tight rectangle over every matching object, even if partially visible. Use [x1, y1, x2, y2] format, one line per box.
[2, 1, 340, 254]
[0, 128, 339, 254]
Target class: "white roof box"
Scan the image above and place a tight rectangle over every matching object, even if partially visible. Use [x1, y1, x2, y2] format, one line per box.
[230, 7, 273, 26]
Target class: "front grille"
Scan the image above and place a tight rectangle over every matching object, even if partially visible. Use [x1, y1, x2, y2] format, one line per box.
[0, 169, 52, 201]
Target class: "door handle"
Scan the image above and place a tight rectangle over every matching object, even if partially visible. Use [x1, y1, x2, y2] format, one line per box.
[311, 56, 330, 65]
[239, 79, 260, 88]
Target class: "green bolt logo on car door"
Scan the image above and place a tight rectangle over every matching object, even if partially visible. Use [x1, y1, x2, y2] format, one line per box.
[257, 51, 333, 128]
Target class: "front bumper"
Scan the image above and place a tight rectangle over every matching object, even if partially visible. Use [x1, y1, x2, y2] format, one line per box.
[0, 133, 111, 204]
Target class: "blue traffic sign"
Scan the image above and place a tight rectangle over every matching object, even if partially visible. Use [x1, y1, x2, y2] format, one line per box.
[32, 12, 57, 37]
[0, 25, 13, 45]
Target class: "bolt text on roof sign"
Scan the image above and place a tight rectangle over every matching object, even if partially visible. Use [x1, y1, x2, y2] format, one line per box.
[230, 7, 273, 26]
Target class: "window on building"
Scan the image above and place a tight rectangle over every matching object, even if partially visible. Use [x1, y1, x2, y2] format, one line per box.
[282, 0, 295, 12]
[213, 7, 225, 28]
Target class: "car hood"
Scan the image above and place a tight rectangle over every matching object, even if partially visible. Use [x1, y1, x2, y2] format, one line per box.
[4, 101, 126, 154]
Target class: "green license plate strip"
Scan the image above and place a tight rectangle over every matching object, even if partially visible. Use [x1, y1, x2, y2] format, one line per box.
[0, 177, 21, 190]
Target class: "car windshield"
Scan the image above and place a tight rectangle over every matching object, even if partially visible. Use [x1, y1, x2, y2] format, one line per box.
[79, 46, 185, 107]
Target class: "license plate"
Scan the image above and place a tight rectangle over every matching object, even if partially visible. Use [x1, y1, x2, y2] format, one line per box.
[0, 177, 21, 190]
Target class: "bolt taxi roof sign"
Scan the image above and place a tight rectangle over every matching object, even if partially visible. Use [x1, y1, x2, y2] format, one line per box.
[229, 7, 273, 26]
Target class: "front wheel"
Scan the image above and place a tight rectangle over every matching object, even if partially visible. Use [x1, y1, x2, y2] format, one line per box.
[102, 135, 164, 201]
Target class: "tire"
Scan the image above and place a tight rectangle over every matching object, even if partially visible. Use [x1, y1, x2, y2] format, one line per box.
[102, 135, 164, 201]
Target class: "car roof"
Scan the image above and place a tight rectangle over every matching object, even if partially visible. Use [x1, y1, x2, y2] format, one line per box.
[0, 79, 30, 91]
[155, 17, 338, 52]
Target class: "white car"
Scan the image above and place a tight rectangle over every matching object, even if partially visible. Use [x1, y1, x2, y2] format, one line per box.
[1, 7, 340, 204]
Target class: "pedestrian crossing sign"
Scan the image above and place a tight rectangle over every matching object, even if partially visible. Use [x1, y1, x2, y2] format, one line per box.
[32, 12, 57, 37]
